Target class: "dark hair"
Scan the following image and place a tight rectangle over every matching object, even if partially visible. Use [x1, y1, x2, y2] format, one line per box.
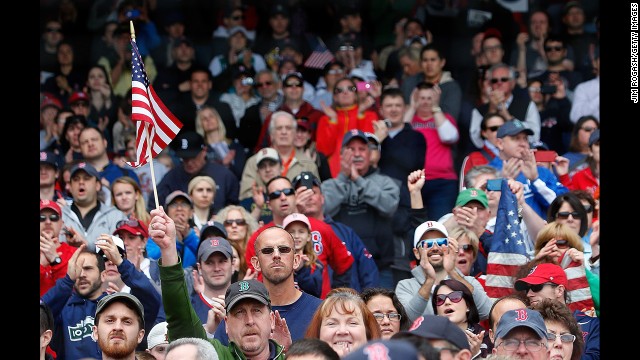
[480, 112, 506, 139]
[190, 66, 213, 81]
[60, 114, 88, 153]
[415, 81, 436, 91]
[569, 116, 599, 152]
[380, 87, 405, 104]
[265, 175, 292, 192]
[431, 279, 479, 325]
[420, 43, 444, 60]
[403, 18, 425, 33]
[390, 333, 441, 360]
[533, 299, 584, 360]
[40, 300, 54, 336]
[570, 190, 595, 214]
[79, 125, 107, 141]
[360, 287, 410, 331]
[546, 193, 588, 236]
[87, 64, 113, 87]
[544, 33, 566, 49]
[287, 338, 340, 360]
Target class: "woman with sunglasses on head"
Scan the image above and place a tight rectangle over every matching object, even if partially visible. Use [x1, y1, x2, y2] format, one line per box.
[532, 222, 599, 316]
[316, 76, 378, 178]
[532, 298, 584, 360]
[431, 279, 491, 358]
[214, 204, 260, 281]
[360, 287, 410, 340]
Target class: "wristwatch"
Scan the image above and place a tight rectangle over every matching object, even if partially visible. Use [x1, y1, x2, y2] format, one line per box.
[50, 257, 62, 266]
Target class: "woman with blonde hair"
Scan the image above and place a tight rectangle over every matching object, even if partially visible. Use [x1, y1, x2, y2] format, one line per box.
[110, 176, 151, 225]
[305, 287, 381, 357]
[448, 226, 481, 278]
[187, 175, 217, 230]
[195, 105, 246, 179]
[214, 204, 259, 280]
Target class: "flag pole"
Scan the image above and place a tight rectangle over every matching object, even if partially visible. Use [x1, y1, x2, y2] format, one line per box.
[130, 20, 160, 210]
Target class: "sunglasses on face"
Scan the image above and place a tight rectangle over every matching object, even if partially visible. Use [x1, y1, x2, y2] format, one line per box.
[523, 282, 557, 293]
[545, 46, 563, 52]
[546, 333, 576, 343]
[116, 218, 141, 229]
[417, 238, 448, 249]
[556, 211, 580, 220]
[435, 291, 464, 306]
[580, 126, 596, 132]
[327, 69, 344, 75]
[459, 244, 473, 252]
[268, 188, 295, 200]
[485, 125, 500, 132]
[224, 218, 247, 226]
[334, 86, 356, 94]
[40, 214, 60, 222]
[284, 82, 303, 88]
[255, 81, 273, 88]
[259, 245, 293, 255]
[490, 77, 511, 84]
[554, 239, 569, 248]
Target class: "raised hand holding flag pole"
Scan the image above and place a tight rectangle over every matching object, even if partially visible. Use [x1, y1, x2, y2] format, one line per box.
[127, 21, 183, 208]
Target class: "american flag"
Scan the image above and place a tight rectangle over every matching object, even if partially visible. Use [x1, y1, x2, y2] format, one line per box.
[560, 252, 595, 313]
[484, 179, 530, 299]
[304, 37, 334, 69]
[127, 39, 182, 168]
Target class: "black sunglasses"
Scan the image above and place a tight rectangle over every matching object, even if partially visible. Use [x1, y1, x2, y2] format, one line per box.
[259, 245, 293, 255]
[545, 46, 563, 52]
[334, 86, 356, 94]
[460, 244, 474, 252]
[255, 81, 273, 88]
[554, 239, 569, 247]
[46, 27, 61, 33]
[556, 211, 580, 220]
[284, 82, 303, 88]
[485, 125, 500, 132]
[40, 214, 60, 222]
[435, 291, 464, 306]
[490, 77, 511, 84]
[224, 218, 247, 226]
[268, 188, 295, 200]
[523, 282, 558, 293]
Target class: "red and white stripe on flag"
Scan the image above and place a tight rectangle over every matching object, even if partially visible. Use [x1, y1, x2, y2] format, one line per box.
[560, 254, 595, 312]
[484, 251, 529, 300]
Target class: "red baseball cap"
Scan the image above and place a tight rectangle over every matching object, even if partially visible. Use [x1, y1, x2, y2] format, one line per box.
[41, 93, 62, 110]
[113, 218, 149, 239]
[514, 263, 568, 291]
[69, 91, 89, 104]
[40, 199, 61, 216]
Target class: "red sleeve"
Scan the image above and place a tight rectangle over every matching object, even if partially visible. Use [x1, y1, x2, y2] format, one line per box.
[315, 115, 337, 158]
[254, 114, 273, 153]
[309, 218, 354, 275]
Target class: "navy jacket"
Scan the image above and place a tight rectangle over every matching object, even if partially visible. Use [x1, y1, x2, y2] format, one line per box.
[574, 310, 600, 360]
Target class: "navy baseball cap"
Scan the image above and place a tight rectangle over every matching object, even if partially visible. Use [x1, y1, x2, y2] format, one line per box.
[200, 220, 228, 240]
[495, 308, 547, 340]
[401, 315, 470, 350]
[342, 129, 368, 147]
[40, 151, 59, 169]
[172, 131, 205, 159]
[343, 339, 419, 360]
[70, 162, 100, 180]
[497, 120, 534, 138]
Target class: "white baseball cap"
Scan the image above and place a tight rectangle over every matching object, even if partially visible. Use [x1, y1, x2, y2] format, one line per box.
[413, 221, 449, 248]
[146, 321, 168, 350]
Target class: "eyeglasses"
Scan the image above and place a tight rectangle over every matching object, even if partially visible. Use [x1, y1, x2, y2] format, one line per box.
[255, 81, 273, 88]
[435, 291, 464, 306]
[259, 245, 293, 255]
[168, 201, 191, 209]
[556, 211, 580, 220]
[116, 218, 141, 229]
[498, 339, 547, 352]
[528, 87, 541, 93]
[334, 86, 356, 94]
[417, 238, 448, 249]
[231, 15, 244, 21]
[485, 125, 500, 132]
[372, 313, 402, 322]
[327, 69, 344, 75]
[46, 27, 61, 33]
[459, 244, 473, 252]
[545, 46, 564, 52]
[71, 102, 90, 108]
[224, 218, 247, 226]
[483, 44, 502, 52]
[546, 333, 576, 343]
[522, 282, 558, 293]
[490, 77, 511, 84]
[284, 82, 303, 88]
[580, 126, 596, 132]
[268, 188, 295, 200]
[40, 214, 60, 222]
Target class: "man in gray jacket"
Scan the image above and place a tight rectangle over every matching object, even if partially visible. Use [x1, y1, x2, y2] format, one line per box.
[321, 129, 400, 289]
[395, 220, 493, 322]
[61, 162, 127, 251]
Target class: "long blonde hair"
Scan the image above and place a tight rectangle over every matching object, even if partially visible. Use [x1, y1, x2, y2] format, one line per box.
[110, 176, 151, 224]
[195, 105, 228, 145]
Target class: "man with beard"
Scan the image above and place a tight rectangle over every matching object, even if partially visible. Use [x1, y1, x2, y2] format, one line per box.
[149, 207, 289, 359]
[395, 220, 492, 323]
[41, 239, 161, 359]
[213, 226, 322, 344]
[93, 292, 146, 360]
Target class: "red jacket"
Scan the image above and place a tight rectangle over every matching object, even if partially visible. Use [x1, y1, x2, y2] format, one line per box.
[245, 218, 355, 298]
[315, 105, 377, 177]
[559, 166, 598, 196]
[40, 242, 77, 296]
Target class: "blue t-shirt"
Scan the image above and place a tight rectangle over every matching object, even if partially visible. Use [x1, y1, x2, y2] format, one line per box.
[213, 292, 322, 344]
